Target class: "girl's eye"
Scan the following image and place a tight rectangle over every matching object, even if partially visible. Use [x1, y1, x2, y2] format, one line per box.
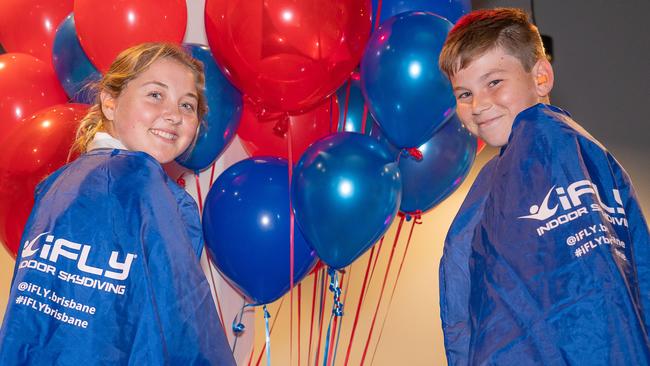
[488, 79, 502, 87]
[181, 102, 196, 112]
[148, 91, 162, 99]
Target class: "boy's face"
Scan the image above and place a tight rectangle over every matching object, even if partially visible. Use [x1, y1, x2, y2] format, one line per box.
[450, 47, 551, 147]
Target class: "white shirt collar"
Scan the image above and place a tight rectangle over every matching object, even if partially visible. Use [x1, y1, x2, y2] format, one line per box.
[88, 132, 128, 151]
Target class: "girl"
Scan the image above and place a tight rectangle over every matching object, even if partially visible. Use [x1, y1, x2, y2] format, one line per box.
[0, 43, 236, 365]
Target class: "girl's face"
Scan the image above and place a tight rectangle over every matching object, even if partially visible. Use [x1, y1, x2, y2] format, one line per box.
[101, 58, 200, 163]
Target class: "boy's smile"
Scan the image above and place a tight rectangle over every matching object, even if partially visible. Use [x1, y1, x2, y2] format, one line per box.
[450, 47, 552, 147]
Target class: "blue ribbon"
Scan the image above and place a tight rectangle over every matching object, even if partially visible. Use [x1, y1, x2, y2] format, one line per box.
[322, 267, 344, 366]
[263, 305, 272, 366]
[231, 302, 253, 354]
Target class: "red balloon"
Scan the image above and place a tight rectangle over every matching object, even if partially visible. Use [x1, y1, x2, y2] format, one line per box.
[238, 97, 339, 161]
[0, 103, 89, 257]
[205, 0, 371, 113]
[0, 0, 73, 70]
[0, 53, 69, 137]
[74, 0, 187, 72]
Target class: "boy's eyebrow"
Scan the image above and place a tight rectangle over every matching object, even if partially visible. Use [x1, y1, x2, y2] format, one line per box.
[452, 68, 508, 91]
[142, 81, 199, 100]
[479, 69, 506, 81]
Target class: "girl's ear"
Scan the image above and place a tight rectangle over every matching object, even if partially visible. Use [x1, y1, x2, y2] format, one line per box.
[100, 91, 116, 121]
[533, 58, 554, 99]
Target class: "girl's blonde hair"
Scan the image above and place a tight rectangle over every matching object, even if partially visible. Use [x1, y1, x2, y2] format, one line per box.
[71, 43, 207, 154]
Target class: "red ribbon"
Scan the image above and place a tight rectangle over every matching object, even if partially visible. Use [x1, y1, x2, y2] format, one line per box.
[344, 246, 376, 365]
[308, 269, 319, 364]
[359, 215, 405, 365]
[371, 216, 421, 363]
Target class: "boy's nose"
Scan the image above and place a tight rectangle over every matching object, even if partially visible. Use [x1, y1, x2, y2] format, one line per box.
[471, 95, 491, 115]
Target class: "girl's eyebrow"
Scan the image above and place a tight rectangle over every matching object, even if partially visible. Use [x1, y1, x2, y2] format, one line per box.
[141, 81, 198, 100]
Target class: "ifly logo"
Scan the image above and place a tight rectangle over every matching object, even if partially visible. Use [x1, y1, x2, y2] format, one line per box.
[21, 233, 137, 281]
[519, 180, 625, 221]
[518, 180, 627, 236]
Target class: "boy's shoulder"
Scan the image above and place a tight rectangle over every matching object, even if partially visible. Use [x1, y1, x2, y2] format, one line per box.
[510, 104, 606, 157]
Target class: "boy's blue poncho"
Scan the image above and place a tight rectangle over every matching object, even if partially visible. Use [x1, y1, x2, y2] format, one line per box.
[440, 104, 650, 365]
[0, 149, 235, 365]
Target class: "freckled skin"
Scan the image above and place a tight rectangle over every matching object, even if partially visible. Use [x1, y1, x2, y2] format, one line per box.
[102, 58, 200, 163]
[451, 47, 552, 147]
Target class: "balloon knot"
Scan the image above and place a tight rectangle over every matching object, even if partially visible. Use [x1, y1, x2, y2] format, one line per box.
[399, 210, 423, 223]
[232, 322, 245, 335]
[176, 177, 186, 188]
[273, 114, 290, 137]
[403, 148, 423, 161]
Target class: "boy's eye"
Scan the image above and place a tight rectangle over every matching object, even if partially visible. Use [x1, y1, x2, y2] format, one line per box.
[456, 91, 471, 100]
[488, 79, 502, 87]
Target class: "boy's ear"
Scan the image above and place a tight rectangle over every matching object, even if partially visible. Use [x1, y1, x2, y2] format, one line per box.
[533, 58, 554, 98]
[100, 91, 116, 121]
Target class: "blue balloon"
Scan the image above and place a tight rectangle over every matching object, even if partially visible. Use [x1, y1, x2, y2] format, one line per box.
[371, 0, 471, 27]
[292, 133, 402, 269]
[361, 12, 455, 148]
[203, 157, 317, 305]
[399, 113, 476, 213]
[52, 13, 100, 104]
[176, 44, 243, 171]
[335, 75, 400, 157]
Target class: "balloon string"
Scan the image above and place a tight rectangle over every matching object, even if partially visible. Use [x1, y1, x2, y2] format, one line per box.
[322, 268, 344, 366]
[263, 305, 272, 366]
[209, 161, 217, 188]
[331, 267, 352, 366]
[344, 246, 376, 366]
[298, 283, 302, 366]
[247, 342, 254, 366]
[205, 251, 227, 339]
[361, 103, 369, 134]
[329, 95, 335, 133]
[308, 269, 319, 365]
[326, 270, 346, 366]
[374, 0, 383, 31]
[194, 173, 203, 214]
[364, 237, 384, 304]
[370, 216, 421, 364]
[322, 313, 336, 366]
[231, 301, 252, 353]
[193, 171, 228, 343]
[341, 78, 352, 131]
[287, 121, 295, 366]
[314, 267, 328, 365]
[255, 296, 286, 366]
[359, 215, 405, 365]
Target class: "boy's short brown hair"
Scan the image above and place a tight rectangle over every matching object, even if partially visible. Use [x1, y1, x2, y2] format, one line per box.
[439, 8, 546, 78]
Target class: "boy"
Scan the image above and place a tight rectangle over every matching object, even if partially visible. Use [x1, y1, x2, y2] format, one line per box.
[438, 8, 649, 365]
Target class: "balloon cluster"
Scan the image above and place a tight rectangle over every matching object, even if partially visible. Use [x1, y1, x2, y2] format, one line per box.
[0, 0, 476, 306]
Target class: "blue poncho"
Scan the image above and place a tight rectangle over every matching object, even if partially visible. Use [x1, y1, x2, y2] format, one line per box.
[0, 149, 235, 365]
[440, 104, 650, 365]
